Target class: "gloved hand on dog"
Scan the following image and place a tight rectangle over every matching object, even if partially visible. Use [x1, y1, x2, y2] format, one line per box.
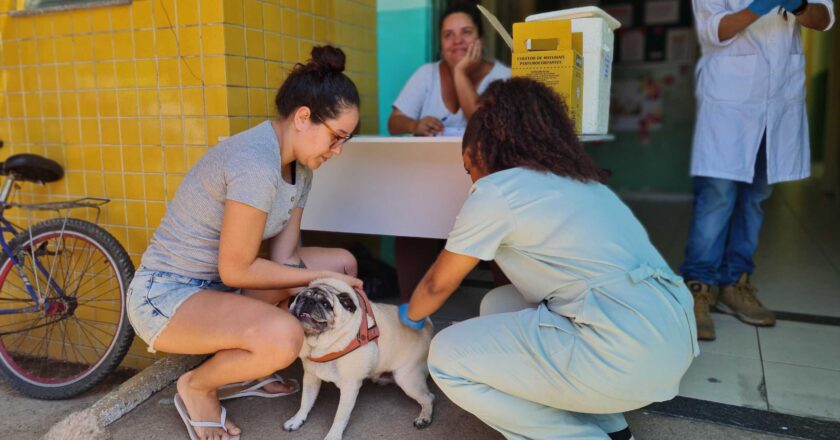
[398, 303, 426, 331]
[748, 0, 786, 15]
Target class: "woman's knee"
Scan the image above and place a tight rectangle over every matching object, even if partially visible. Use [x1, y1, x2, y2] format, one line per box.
[480, 285, 532, 316]
[302, 247, 357, 276]
[244, 312, 304, 367]
[427, 326, 459, 378]
[337, 248, 358, 276]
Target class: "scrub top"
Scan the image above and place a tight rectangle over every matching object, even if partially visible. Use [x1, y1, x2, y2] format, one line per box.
[446, 167, 699, 401]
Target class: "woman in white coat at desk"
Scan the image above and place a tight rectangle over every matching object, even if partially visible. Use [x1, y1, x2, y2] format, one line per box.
[683, 0, 834, 340]
[398, 78, 698, 440]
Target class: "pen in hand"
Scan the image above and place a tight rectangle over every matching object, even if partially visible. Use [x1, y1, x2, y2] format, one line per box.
[437, 116, 449, 137]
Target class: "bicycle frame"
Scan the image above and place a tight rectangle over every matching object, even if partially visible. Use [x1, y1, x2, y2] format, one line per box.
[0, 177, 64, 315]
[0, 174, 109, 316]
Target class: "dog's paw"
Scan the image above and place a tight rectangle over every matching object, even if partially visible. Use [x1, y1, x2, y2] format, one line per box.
[283, 416, 306, 432]
[323, 432, 343, 440]
[413, 416, 432, 429]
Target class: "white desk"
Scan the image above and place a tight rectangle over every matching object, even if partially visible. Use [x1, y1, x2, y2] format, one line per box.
[300, 135, 614, 239]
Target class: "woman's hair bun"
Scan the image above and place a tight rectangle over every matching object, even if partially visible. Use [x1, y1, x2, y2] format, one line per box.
[274, 44, 359, 120]
[307, 45, 346, 74]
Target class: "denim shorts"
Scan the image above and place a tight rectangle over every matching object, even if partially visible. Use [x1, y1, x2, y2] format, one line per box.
[127, 267, 239, 353]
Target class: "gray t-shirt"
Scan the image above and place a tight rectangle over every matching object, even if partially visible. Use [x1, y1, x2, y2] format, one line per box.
[140, 121, 312, 280]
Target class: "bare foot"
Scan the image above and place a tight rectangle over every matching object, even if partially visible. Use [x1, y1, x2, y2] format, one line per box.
[177, 372, 241, 439]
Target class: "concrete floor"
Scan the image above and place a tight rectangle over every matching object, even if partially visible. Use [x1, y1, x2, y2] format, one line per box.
[0, 361, 795, 439]
[627, 179, 840, 422]
[0, 368, 135, 439]
[107, 360, 788, 440]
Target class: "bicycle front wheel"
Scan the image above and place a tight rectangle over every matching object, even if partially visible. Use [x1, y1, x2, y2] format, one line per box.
[0, 218, 135, 399]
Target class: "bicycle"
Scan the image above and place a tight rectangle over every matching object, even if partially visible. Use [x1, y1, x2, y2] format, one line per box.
[0, 142, 135, 399]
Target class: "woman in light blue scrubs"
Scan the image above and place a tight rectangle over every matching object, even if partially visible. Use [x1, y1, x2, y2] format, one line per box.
[398, 78, 699, 440]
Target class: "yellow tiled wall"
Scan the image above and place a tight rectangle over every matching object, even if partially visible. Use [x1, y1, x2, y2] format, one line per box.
[0, 0, 378, 369]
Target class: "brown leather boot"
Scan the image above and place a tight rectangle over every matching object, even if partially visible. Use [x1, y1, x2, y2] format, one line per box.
[686, 280, 716, 340]
[717, 273, 776, 326]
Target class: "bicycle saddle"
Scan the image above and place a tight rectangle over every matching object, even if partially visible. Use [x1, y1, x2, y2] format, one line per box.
[1, 154, 64, 183]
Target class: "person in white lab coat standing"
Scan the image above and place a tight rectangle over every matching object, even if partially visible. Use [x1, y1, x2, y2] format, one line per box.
[685, 0, 834, 340]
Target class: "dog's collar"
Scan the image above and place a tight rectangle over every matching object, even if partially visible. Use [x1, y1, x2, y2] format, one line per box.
[307, 287, 380, 363]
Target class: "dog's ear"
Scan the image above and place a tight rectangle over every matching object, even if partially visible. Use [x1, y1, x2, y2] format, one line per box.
[336, 292, 357, 313]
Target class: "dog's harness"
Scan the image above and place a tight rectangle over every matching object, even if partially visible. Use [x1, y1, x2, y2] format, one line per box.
[307, 287, 380, 363]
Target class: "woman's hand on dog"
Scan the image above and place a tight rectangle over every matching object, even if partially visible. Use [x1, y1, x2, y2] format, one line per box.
[321, 271, 364, 290]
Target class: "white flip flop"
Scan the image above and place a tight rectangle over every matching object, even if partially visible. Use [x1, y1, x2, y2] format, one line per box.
[218, 373, 300, 401]
[173, 393, 240, 440]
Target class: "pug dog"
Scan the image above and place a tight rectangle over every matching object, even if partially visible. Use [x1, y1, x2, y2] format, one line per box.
[284, 278, 434, 440]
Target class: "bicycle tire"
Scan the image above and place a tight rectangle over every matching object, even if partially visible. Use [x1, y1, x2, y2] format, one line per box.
[0, 218, 135, 399]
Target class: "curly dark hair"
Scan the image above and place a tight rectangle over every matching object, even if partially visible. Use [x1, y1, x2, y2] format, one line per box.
[463, 77, 608, 183]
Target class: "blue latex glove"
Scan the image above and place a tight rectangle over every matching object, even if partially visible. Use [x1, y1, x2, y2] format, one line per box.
[398, 303, 426, 331]
[781, 0, 807, 14]
[748, 0, 786, 15]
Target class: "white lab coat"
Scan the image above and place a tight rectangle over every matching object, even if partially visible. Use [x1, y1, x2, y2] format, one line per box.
[691, 0, 835, 184]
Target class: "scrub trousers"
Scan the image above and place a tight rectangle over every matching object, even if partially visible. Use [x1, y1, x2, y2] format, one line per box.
[427, 285, 649, 440]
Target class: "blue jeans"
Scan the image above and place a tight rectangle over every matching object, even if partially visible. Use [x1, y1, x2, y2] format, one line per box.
[681, 139, 773, 286]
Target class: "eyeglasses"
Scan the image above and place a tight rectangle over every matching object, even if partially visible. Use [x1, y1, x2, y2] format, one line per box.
[322, 120, 353, 149]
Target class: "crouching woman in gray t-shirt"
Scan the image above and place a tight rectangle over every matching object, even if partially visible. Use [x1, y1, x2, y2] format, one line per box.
[126, 45, 362, 440]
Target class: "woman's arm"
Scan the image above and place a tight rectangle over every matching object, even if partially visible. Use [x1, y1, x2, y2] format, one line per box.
[218, 200, 360, 289]
[389, 64, 442, 136]
[453, 41, 484, 119]
[388, 108, 444, 136]
[795, 3, 832, 30]
[718, 8, 761, 42]
[388, 107, 419, 135]
[453, 70, 480, 119]
[407, 250, 481, 320]
[268, 207, 304, 265]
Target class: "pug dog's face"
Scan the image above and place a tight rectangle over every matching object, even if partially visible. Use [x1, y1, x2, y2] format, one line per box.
[290, 279, 359, 335]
